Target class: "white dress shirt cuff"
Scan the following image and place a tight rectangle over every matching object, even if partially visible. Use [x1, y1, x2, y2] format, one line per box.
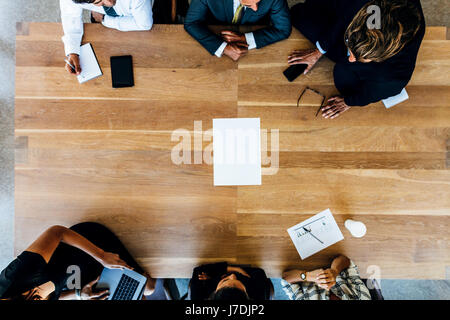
[315, 41, 327, 54]
[102, 15, 117, 29]
[215, 41, 228, 58]
[62, 36, 81, 56]
[245, 32, 257, 50]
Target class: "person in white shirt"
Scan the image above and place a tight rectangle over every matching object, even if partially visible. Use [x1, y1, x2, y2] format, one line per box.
[61, 0, 153, 75]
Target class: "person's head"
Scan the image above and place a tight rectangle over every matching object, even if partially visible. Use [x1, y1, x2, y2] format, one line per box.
[240, 0, 261, 12]
[72, 0, 117, 7]
[345, 0, 422, 63]
[209, 273, 250, 301]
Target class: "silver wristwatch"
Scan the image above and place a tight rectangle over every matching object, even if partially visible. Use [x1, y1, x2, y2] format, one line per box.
[300, 272, 307, 281]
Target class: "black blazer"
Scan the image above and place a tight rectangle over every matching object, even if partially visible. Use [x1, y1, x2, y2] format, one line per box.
[184, 0, 292, 55]
[293, 0, 425, 106]
[190, 262, 271, 300]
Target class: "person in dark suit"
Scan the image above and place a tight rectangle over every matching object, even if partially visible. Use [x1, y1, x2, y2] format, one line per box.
[184, 0, 291, 61]
[190, 262, 272, 300]
[289, 0, 425, 118]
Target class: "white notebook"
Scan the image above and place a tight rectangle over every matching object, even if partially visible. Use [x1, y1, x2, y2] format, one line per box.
[287, 209, 344, 260]
[213, 118, 262, 186]
[77, 43, 102, 84]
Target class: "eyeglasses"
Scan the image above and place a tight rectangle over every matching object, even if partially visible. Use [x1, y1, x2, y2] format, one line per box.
[297, 86, 326, 117]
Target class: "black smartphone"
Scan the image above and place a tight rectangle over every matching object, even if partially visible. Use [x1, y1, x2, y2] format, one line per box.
[110, 55, 134, 88]
[283, 64, 307, 82]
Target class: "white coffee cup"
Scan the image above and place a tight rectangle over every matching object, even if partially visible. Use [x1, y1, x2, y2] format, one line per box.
[344, 219, 367, 238]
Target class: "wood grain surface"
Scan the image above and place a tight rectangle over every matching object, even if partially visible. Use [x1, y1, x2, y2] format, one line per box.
[15, 23, 450, 279]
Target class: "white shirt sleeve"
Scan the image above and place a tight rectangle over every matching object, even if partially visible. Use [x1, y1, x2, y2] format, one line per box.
[315, 41, 327, 54]
[102, 0, 153, 31]
[60, 0, 84, 56]
[214, 42, 228, 58]
[244, 32, 257, 50]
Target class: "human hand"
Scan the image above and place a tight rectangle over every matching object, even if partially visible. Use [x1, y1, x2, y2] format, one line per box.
[143, 272, 156, 296]
[91, 11, 105, 23]
[81, 277, 109, 300]
[306, 268, 324, 282]
[221, 30, 247, 45]
[227, 266, 250, 278]
[321, 96, 351, 119]
[100, 251, 133, 270]
[223, 43, 248, 61]
[315, 268, 338, 290]
[198, 272, 211, 280]
[65, 54, 81, 75]
[288, 48, 323, 74]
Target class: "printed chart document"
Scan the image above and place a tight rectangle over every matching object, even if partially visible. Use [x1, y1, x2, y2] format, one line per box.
[77, 43, 102, 84]
[287, 209, 344, 260]
[382, 88, 409, 109]
[213, 118, 261, 186]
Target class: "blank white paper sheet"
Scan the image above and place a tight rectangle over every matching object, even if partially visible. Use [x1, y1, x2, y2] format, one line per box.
[213, 118, 261, 186]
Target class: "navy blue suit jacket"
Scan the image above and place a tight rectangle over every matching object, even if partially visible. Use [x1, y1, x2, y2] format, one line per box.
[291, 0, 425, 106]
[184, 0, 292, 55]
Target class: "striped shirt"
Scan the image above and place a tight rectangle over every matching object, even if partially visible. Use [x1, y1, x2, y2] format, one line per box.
[281, 261, 371, 300]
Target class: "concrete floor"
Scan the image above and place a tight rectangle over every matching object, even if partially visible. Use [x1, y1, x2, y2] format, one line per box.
[0, 0, 449, 300]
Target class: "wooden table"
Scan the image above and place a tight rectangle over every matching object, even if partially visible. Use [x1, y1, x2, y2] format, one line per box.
[15, 23, 450, 279]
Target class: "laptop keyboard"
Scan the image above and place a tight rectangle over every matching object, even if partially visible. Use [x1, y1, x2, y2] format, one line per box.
[111, 274, 140, 300]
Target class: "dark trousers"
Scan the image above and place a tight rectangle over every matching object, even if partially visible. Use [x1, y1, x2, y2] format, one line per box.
[48, 222, 144, 289]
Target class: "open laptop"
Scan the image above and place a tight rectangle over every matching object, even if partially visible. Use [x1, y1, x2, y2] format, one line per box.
[96, 268, 147, 300]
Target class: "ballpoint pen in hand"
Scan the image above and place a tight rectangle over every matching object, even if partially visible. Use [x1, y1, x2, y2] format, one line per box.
[64, 59, 77, 73]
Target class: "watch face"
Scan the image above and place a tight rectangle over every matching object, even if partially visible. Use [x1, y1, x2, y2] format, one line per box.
[301, 273, 306, 280]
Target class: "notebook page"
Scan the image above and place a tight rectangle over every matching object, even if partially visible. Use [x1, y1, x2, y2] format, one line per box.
[77, 43, 102, 84]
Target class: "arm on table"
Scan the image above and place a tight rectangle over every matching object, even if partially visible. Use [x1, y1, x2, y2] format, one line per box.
[184, 0, 225, 55]
[343, 80, 407, 107]
[330, 254, 351, 274]
[60, 0, 84, 56]
[25, 225, 131, 270]
[252, 0, 291, 49]
[102, 0, 153, 31]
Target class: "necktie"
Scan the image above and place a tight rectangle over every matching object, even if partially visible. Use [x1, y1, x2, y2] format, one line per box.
[232, 3, 244, 24]
[103, 6, 119, 17]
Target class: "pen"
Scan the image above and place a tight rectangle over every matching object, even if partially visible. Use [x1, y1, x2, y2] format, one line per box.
[303, 227, 324, 244]
[64, 59, 76, 72]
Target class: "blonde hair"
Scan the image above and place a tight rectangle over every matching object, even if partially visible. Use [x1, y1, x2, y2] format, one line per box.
[345, 0, 422, 62]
